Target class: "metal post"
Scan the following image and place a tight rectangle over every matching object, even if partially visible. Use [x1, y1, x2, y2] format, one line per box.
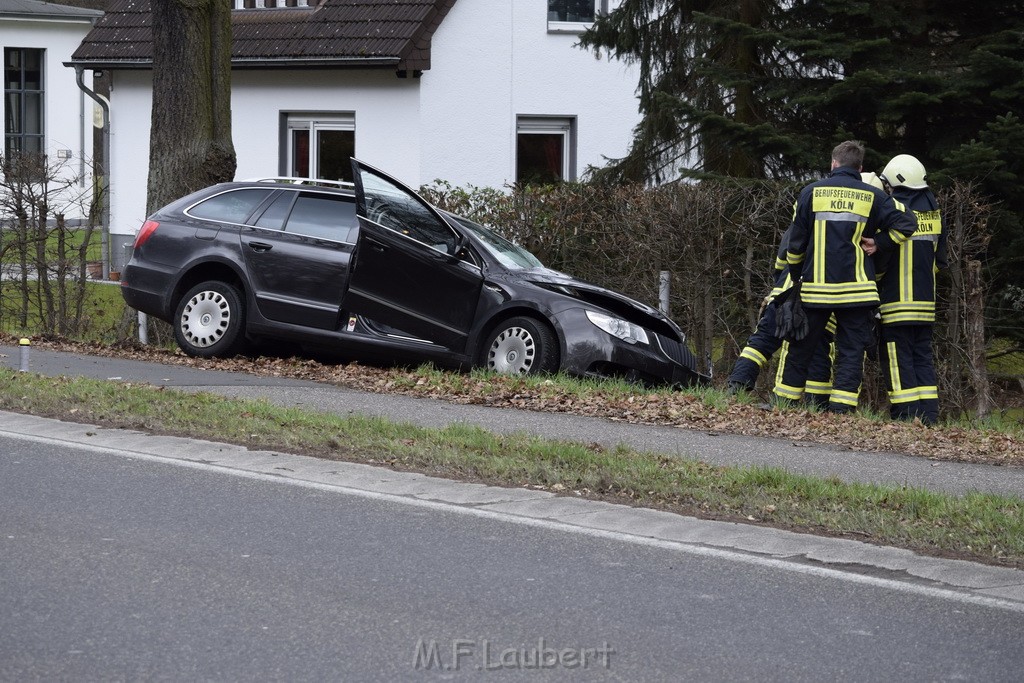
[658, 270, 670, 315]
[137, 310, 149, 345]
[19, 338, 30, 372]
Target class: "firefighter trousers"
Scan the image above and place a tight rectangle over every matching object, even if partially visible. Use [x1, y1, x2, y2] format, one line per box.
[728, 302, 834, 401]
[727, 302, 783, 390]
[774, 306, 873, 413]
[880, 324, 938, 424]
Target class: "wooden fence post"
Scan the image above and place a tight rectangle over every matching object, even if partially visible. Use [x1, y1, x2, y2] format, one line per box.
[966, 259, 992, 419]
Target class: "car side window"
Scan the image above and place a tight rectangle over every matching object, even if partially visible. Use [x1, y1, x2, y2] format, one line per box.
[360, 168, 458, 253]
[188, 189, 275, 224]
[283, 193, 357, 242]
[252, 191, 296, 231]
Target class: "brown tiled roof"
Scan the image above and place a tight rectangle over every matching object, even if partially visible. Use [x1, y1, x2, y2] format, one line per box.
[70, 0, 457, 73]
[0, 0, 103, 18]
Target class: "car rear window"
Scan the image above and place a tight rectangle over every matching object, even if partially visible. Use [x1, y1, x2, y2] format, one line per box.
[188, 189, 274, 223]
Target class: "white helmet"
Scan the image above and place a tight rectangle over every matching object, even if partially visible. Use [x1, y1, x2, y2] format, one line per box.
[880, 154, 928, 189]
[860, 172, 885, 190]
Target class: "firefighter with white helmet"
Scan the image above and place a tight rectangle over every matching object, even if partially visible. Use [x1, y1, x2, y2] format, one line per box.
[880, 154, 929, 190]
[875, 153, 948, 424]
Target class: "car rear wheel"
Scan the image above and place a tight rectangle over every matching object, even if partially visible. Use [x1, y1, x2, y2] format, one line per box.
[174, 281, 245, 358]
[481, 316, 559, 376]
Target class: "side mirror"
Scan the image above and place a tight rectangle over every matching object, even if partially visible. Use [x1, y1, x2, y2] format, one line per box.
[447, 234, 471, 263]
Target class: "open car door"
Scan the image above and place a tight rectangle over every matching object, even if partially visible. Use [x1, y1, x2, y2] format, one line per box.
[341, 160, 484, 352]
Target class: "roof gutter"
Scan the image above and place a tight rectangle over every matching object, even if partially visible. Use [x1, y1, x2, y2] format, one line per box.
[0, 15, 100, 24]
[65, 56, 403, 70]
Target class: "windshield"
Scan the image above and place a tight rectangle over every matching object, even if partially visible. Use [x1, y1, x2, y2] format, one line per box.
[449, 214, 544, 270]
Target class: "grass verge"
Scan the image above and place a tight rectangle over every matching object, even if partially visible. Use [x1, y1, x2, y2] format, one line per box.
[0, 280, 126, 344]
[2, 368, 1023, 569]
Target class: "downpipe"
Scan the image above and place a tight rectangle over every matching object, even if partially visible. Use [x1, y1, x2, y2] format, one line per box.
[73, 65, 111, 281]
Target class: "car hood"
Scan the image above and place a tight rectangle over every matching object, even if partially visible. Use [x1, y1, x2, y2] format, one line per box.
[514, 268, 686, 342]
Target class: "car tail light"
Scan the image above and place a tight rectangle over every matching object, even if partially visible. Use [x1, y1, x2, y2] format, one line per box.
[134, 220, 159, 249]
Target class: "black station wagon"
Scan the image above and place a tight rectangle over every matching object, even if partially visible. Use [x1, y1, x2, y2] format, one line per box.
[121, 160, 708, 387]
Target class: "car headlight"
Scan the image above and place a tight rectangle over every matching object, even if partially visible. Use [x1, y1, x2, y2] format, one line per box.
[586, 310, 649, 345]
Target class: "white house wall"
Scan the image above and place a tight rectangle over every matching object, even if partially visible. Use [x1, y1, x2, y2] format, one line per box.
[0, 18, 95, 220]
[231, 69, 421, 181]
[106, 70, 155, 245]
[420, 0, 640, 190]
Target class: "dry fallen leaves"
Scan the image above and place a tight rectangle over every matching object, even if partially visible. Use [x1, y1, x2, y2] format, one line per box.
[5, 333, 1024, 469]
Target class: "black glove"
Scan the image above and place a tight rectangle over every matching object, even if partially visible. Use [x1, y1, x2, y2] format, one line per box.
[775, 280, 809, 342]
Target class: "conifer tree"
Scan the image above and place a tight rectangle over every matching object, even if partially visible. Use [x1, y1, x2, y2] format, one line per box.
[580, 0, 793, 182]
[582, 0, 1022, 184]
[583, 0, 1024, 342]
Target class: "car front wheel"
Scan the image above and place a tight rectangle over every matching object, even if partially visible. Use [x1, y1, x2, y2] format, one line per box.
[481, 316, 559, 376]
[174, 281, 245, 358]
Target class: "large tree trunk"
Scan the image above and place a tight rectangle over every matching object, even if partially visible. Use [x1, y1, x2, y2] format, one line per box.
[147, 0, 236, 215]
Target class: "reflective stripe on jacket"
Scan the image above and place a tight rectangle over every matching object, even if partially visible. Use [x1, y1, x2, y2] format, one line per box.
[876, 188, 947, 325]
[786, 167, 917, 308]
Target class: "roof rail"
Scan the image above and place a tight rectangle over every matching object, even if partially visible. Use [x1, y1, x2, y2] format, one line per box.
[240, 176, 355, 189]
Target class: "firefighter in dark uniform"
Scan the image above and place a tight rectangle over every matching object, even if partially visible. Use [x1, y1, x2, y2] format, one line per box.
[773, 141, 917, 413]
[727, 219, 836, 406]
[876, 154, 947, 424]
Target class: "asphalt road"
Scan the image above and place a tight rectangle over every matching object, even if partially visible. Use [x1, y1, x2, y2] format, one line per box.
[4, 432, 1024, 681]
[2, 342, 1023, 499]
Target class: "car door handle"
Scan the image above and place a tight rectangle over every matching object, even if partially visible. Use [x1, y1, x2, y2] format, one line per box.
[248, 241, 273, 253]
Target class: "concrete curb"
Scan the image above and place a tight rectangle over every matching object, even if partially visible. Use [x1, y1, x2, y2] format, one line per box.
[4, 410, 1024, 610]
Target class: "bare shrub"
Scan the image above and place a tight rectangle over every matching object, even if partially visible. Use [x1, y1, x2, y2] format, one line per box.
[424, 179, 995, 413]
[0, 153, 107, 338]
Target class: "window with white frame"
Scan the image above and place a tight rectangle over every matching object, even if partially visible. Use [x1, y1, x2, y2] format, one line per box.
[547, 0, 607, 33]
[516, 116, 575, 185]
[4, 47, 44, 157]
[285, 113, 355, 183]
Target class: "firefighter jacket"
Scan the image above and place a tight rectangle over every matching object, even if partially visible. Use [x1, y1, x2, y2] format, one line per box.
[876, 188, 947, 325]
[786, 166, 917, 308]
